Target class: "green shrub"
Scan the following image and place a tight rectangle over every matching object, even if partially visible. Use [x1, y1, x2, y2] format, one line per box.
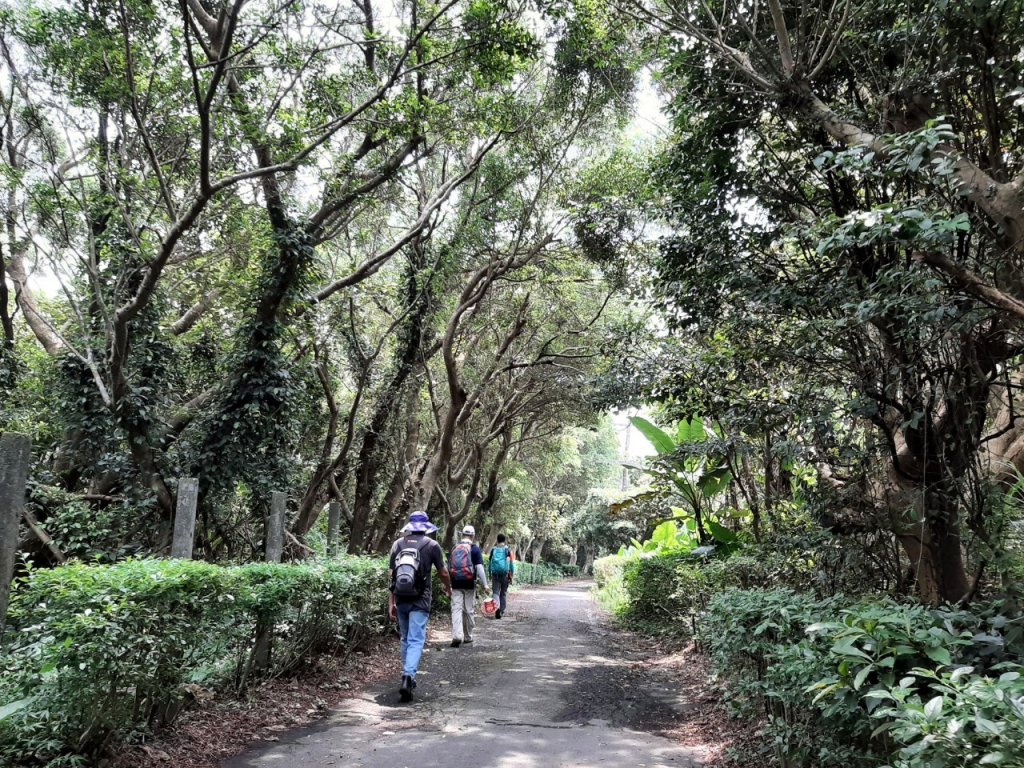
[612, 551, 751, 635]
[592, 554, 628, 613]
[872, 665, 1024, 768]
[514, 560, 563, 585]
[621, 552, 693, 626]
[702, 589, 1024, 768]
[704, 589, 875, 767]
[0, 557, 388, 766]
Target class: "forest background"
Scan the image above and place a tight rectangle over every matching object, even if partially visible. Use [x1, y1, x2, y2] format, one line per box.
[2, 0, 1024, 767]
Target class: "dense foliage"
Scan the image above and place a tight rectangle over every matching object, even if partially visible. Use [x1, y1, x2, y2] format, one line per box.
[7, 0, 1024, 765]
[703, 589, 1024, 768]
[0, 557, 387, 765]
[0, 0, 639, 565]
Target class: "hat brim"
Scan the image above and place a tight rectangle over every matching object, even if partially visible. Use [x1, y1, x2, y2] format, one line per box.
[402, 521, 438, 534]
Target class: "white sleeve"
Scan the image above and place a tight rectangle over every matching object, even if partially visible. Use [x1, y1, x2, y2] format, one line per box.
[475, 563, 489, 588]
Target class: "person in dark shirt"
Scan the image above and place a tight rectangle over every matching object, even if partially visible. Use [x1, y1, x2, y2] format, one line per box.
[388, 511, 451, 702]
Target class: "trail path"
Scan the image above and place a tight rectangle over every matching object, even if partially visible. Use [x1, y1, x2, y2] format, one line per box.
[223, 581, 703, 768]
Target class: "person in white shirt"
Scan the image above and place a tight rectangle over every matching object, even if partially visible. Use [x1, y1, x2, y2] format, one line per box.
[447, 525, 489, 647]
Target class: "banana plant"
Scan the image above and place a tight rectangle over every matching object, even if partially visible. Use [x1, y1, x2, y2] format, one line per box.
[628, 416, 735, 546]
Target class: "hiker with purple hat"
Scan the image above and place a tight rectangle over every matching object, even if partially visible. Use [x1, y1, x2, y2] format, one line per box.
[388, 510, 451, 702]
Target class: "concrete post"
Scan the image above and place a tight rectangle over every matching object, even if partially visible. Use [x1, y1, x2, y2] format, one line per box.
[265, 491, 286, 563]
[170, 477, 199, 559]
[0, 432, 31, 634]
[327, 501, 341, 557]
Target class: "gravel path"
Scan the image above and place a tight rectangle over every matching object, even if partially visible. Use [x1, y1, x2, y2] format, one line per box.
[222, 581, 703, 768]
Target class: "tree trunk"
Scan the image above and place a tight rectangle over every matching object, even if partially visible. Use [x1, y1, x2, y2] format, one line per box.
[370, 389, 422, 552]
[897, 517, 970, 605]
[482, 527, 497, 551]
[348, 263, 430, 553]
[531, 538, 544, 564]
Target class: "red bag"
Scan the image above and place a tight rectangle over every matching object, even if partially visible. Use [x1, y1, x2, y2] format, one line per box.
[450, 542, 474, 586]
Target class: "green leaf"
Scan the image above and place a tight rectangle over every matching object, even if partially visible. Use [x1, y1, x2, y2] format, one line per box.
[685, 417, 706, 443]
[631, 416, 676, 455]
[698, 468, 733, 498]
[853, 665, 873, 690]
[650, 520, 678, 548]
[923, 695, 943, 721]
[707, 519, 738, 545]
[0, 697, 34, 721]
[975, 716, 1002, 735]
[831, 638, 872, 661]
[923, 646, 951, 666]
[870, 722, 894, 739]
[950, 665, 974, 681]
[805, 622, 838, 634]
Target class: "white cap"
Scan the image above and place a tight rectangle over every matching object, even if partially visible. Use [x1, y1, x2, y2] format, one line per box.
[462, 525, 475, 537]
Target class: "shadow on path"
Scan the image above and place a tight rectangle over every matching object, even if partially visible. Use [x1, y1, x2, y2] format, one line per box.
[222, 581, 702, 768]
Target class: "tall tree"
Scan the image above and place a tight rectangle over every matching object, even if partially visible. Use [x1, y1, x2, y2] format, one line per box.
[613, 0, 1024, 601]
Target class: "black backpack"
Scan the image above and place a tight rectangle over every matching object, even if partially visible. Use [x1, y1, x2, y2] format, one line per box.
[392, 536, 430, 598]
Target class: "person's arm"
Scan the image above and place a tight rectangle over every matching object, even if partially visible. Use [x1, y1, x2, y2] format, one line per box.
[387, 546, 398, 619]
[472, 546, 489, 590]
[509, 550, 514, 580]
[474, 563, 489, 590]
[388, 576, 397, 620]
[432, 543, 452, 595]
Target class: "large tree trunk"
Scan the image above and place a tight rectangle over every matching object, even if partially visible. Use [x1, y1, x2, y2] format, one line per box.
[897, 517, 970, 605]
[348, 260, 430, 553]
[855, 466, 973, 604]
[531, 538, 544, 565]
[370, 387, 423, 552]
[293, 354, 344, 536]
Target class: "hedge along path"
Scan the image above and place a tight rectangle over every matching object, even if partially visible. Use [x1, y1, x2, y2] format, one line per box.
[224, 581, 703, 768]
[0, 557, 390, 765]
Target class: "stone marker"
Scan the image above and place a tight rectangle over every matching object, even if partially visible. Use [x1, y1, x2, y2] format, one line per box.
[266, 491, 286, 563]
[0, 432, 32, 634]
[170, 477, 199, 559]
[327, 501, 341, 556]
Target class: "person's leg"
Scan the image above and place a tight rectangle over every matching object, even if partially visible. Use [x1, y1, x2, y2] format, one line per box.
[450, 590, 465, 643]
[464, 591, 476, 641]
[403, 609, 429, 677]
[397, 602, 411, 669]
[499, 574, 509, 613]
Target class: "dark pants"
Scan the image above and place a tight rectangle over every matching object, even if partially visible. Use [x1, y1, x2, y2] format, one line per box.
[491, 572, 510, 612]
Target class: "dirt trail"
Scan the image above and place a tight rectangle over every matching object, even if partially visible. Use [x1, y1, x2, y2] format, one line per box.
[222, 581, 703, 768]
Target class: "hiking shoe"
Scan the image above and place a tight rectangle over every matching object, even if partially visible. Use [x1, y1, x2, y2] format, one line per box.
[399, 675, 414, 702]
[464, 637, 473, 644]
[450, 638, 462, 647]
[495, 609, 502, 619]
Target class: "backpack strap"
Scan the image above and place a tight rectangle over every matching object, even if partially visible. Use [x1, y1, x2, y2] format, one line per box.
[400, 535, 430, 557]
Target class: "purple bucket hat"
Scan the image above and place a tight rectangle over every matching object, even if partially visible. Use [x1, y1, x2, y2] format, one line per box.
[401, 511, 438, 534]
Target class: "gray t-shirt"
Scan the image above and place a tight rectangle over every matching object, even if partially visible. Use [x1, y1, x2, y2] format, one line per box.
[389, 533, 445, 612]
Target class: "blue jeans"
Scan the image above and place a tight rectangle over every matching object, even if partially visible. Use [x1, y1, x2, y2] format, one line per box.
[492, 573, 510, 612]
[397, 603, 429, 678]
